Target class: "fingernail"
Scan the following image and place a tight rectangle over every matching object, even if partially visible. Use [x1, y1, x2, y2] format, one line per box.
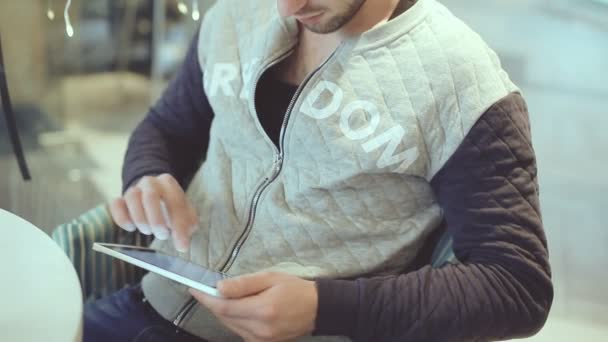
[137, 223, 152, 235]
[123, 224, 136, 232]
[192, 224, 201, 232]
[152, 226, 170, 240]
[175, 239, 190, 253]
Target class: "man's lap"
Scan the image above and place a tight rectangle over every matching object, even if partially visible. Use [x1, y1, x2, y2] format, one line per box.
[83, 285, 207, 342]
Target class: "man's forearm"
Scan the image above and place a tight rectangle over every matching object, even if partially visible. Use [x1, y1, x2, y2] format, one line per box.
[121, 30, 213, 192]
[122, 118, 208, 192]
[313, 93, 552, 341]
[314, 262, 551, 341]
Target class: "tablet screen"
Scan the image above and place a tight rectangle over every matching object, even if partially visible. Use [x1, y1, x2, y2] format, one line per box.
[111, 246, 227, 288]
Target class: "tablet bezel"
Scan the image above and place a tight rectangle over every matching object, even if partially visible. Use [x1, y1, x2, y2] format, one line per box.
[93, 242, 223, 297]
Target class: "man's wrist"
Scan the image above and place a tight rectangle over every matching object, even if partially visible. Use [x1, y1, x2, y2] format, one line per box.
[313, 279, 360, 338]
[122, 170, 166, 194]
[304, 279, 320, 334]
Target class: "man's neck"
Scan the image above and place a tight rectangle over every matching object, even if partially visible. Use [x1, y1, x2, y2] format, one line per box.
[277, 0, 417, 85]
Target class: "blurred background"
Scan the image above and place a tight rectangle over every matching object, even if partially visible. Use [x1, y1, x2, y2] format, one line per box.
[0, 0, 606, 340]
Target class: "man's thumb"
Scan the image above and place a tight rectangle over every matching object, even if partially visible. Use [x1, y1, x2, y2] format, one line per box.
[218, 272, 277, 299]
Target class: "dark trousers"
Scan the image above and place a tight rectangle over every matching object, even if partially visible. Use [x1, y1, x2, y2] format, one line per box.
[83, 284, 207, 342]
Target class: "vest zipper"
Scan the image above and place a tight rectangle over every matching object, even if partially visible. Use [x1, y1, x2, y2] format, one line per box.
[173, 42, 344, 330]
[220, 43, 345, 272]
[218, 49, 295, 272]
[171, 46, 296, 330]
[172, 298, 198, 330]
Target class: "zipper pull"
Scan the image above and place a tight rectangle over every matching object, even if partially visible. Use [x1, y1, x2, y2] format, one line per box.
[275, 155, 283, 172]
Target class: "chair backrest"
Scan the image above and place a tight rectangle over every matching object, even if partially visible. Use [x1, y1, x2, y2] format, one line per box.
[52, 204, 153, 302]
[430, 230, 457, 268]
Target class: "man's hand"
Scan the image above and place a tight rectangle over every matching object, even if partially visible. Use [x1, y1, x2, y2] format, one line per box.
[109, 173, 199, 252]
[190, 272, 318, 342]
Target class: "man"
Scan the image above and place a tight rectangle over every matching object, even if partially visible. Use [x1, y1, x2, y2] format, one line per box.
[85, 0, 553, 341]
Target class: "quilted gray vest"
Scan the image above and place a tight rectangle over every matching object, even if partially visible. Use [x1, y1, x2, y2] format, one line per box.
[142, 0, 519, 340]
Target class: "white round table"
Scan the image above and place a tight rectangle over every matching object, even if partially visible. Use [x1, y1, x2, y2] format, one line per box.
[0, 208, 83, 342]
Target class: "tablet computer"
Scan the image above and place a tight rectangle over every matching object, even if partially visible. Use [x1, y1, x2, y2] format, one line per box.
[93, 242, 228, 297]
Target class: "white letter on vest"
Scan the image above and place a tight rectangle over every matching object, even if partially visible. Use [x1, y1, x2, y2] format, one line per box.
[239, 59, 259, 100]
[301, 80, 343, 120]
[340, 100, 380, 140]
[209, 63, 237, 97]
[362, 126, 419, 172]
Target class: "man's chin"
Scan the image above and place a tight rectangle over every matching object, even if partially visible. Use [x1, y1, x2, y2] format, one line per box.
[303, 24, 324, 34]
[302, 23, 340, 34]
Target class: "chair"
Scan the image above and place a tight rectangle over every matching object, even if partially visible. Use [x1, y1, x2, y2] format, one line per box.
[51, 205, 153, 302]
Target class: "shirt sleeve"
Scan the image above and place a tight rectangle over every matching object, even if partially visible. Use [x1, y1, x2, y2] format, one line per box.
[313, 93, 553, 341]
[122, 30, 214, 192]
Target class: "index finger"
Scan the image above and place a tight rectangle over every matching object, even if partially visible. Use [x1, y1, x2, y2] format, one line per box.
[157, 174, 199, 251]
